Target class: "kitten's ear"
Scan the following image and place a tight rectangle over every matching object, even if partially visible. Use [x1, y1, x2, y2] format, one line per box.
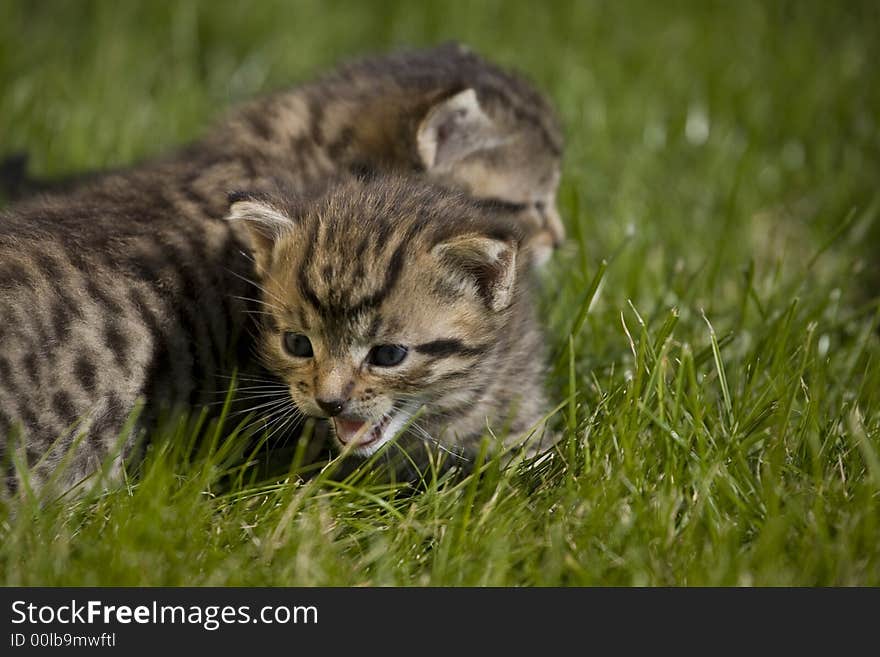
[416, 89, 506, 170]
[432, 234, 518, 312]
[226, 191, 295, 275]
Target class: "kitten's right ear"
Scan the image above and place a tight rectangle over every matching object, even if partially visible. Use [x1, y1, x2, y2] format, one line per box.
[432, 234, 518, 312]
[416, 88, 507, 171]
[226, 191, 295, 276]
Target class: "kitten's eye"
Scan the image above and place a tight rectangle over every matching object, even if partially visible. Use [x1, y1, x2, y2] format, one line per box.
[472, 197, 529, 214]
[533, 200, 546, 213]
[368, 344, 408, 367]
[283, 332, 314, 358]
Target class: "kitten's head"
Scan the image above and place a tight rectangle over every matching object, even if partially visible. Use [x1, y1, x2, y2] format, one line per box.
[413, 50, 565, 265]
[227, 175, 531, 457]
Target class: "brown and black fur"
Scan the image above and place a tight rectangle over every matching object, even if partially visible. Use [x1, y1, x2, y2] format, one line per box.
[229, 175, 550, 472]
[0, 183, 254, 493]
[0, 44, 563, 493]
[3, 42, 565, 259]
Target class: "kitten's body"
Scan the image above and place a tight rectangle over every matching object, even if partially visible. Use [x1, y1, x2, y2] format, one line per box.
[0, 44, 563, 493]
[0, 182, 251, 490]
[4, 43, 564, 258]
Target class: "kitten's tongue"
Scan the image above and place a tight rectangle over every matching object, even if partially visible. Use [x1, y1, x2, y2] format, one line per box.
[334, 418, 368, 445]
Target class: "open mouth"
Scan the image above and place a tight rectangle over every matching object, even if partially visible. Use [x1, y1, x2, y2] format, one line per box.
[333, 415, 393, 452]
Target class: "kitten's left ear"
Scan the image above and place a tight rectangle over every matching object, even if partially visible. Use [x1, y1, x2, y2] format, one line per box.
[226, 191, 295, 276]
[432, 234, 518, 312]
[416, 89, 507, 170]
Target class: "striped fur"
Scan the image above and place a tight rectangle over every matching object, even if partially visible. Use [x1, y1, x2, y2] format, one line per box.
[0, 187, 254, 493]
[3, 42, 565, 261]
[230, 175, 550, 468]
[0, 44, 562, 493]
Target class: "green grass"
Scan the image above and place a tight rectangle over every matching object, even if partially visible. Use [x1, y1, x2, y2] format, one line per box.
[2, 0, 880, 585]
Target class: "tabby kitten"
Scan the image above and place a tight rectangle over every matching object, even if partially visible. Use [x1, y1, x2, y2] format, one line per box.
[228, 174, 549, 464]
[0, 44, 561, 493]
[2, 42, 565, 263]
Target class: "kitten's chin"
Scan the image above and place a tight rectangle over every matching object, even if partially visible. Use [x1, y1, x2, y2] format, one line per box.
[332, 410, 410, 457]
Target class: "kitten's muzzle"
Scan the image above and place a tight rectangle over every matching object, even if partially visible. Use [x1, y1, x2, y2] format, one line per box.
[333, 415, 390, 449]
[316, 398, 346, 416]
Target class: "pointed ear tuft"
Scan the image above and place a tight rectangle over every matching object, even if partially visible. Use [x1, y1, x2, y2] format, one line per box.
[226, 191, 295, 275]
[432, 234, 518, 312]
[416, 89, 506, 170]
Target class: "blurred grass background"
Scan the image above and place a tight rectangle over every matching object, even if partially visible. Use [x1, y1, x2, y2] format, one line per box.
[1, 0, 879, 585]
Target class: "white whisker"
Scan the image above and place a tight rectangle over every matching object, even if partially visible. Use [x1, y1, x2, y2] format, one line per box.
[224, 267, 288, 307]
[230, 396, 294, 418]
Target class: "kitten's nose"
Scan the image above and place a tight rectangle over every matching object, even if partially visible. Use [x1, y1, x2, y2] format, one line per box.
[316, 398, 345, 417]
